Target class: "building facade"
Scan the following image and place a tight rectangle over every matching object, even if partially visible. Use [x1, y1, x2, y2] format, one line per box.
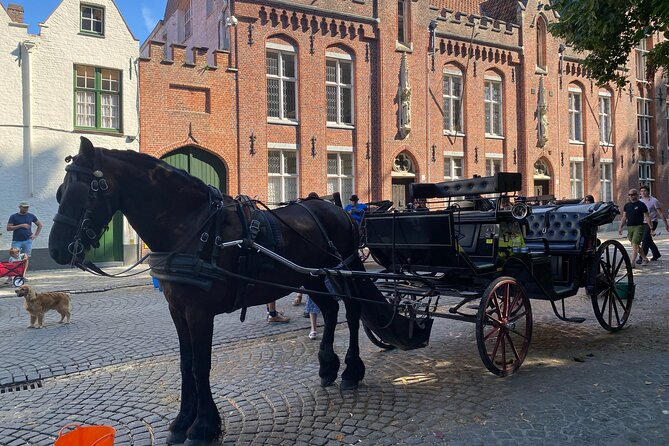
[139, 0, 668, 209]
[0, 0, 140, 268]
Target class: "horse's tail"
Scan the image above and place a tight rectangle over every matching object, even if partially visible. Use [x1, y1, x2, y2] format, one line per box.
[351, 272, 433, 351]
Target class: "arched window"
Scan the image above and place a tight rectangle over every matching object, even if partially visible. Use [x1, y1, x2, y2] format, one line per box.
[536, 16, 547, 71]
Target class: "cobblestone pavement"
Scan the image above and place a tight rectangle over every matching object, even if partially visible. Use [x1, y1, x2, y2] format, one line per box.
[0, 233, 668, 445]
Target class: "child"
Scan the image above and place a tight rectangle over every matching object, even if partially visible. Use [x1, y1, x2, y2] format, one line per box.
[8, 247, 29, 282]
[9, 247, 27, 263]
[305, 295, 321, 340]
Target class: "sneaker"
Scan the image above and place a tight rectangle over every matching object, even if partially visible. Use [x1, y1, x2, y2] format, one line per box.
[267, 314, 290, 323]
[635, 258, 642, 265]
[308, 331, 318, 340]
[652, 254, 661, 261]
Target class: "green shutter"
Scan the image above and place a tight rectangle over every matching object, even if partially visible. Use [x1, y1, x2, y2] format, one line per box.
[89, 212, 123, 262]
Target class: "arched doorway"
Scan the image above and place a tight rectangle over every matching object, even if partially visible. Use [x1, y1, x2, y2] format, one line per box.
[391, 152, 416, 209]
[162, 146, 228, 192]
[533, 158, 551, 196]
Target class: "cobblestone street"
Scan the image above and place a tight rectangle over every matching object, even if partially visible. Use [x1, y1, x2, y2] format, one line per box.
[0, 234, 668, 445]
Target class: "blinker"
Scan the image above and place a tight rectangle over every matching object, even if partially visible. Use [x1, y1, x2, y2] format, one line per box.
[93, 170, 103, 178]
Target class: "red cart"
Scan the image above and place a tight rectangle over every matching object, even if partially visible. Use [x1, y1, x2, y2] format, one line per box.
[0, 259, 27, 287]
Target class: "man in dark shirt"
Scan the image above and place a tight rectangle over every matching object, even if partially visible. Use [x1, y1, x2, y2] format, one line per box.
[618, 189, 650, 266]
[7, 201, 42, 257]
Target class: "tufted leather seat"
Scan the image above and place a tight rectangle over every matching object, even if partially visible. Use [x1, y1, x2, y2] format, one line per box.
[525, 204, 597, 253]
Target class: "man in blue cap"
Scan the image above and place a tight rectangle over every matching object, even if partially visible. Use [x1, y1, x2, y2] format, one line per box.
[7, 201, 43, 258]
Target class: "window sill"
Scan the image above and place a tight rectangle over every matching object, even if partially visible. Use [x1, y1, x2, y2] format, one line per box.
[395, 41, 413, 53]
[485, 134, 505, 140]
[327, 123, 355, 130]
[599, 142, 614, 147]
[75, 128, 125, 138]
[443, 131, 465, 137]
[535, 67, 548, 75]
[568, 140, 585, 145]
[78, 31, 105, 38]
[267, 118, 299, 126]
[638, 145, 654, 150]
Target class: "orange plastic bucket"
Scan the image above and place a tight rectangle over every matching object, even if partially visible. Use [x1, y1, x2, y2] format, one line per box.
[54, 424, 115, 446]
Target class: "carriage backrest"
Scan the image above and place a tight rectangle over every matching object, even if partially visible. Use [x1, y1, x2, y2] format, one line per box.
[410, 172, 522, 199]
[525, 202, 618, 252]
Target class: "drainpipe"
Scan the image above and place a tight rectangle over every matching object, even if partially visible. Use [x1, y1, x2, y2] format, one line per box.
[21, 40, 36, 197]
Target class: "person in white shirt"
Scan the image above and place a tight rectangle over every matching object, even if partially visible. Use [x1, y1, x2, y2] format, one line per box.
[639, 185, 669, 261]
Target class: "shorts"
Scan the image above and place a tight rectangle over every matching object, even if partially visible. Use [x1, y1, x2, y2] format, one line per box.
[11, 240, 33, 256]
[627, 225, 644, 245]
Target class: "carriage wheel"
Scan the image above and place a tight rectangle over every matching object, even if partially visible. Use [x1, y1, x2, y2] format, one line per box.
[476, 276, 533, 377]
[588, 239, 634, 332]
[362, 323, 396, 350]
[13, 277, 25, 287]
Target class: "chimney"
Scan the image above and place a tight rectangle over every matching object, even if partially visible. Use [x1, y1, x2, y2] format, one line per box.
[7, 4, 24, 23]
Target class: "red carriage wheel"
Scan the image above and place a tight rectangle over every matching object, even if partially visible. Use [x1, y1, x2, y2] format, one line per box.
[588, 239, 634, 332]
[476, 276, 533, 376]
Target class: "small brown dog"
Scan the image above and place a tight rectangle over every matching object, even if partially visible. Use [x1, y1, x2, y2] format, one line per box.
[15, 285, 71, 328]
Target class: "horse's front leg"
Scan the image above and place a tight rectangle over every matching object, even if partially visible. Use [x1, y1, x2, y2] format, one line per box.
[313, 292, 340, 387]
[167, 303, 197, 445]
[183, 307, 221, 446]
[341, 298, 365, 390]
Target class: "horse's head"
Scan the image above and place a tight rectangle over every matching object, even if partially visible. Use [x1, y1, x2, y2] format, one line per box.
[49, 137, 120, 265]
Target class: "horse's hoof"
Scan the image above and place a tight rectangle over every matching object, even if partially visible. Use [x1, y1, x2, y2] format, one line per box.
[320, 377, 336, 387]
[340, 379, 359, 390]
[166, 431, 187, 445]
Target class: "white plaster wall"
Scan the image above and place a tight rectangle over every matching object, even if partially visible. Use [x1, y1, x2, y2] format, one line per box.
[0, 7, 30, 249]
[0, 0, 139, 252]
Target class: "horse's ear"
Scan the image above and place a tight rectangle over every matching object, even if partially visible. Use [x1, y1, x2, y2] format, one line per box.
[79, 136, 95, 158]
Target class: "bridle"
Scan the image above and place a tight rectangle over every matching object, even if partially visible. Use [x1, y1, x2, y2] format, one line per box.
[54, 155, 114, 266]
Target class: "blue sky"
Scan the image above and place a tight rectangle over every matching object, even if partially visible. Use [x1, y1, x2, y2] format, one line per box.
[4, 0, 165, 43]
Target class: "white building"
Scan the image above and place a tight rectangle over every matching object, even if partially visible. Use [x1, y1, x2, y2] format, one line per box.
[0, 0, 139, 268]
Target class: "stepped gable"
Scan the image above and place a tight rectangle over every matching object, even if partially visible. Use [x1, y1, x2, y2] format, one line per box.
[431, 0, 519, 24]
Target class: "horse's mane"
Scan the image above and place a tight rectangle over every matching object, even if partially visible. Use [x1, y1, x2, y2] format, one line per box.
[102, 147, 210, 192]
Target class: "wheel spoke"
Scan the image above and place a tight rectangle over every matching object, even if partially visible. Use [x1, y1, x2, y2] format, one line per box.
[483, 323, 501, 341]
[504, 331, 522, 362]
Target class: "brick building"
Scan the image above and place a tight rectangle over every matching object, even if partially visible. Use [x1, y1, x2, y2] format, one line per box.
[139, 0, 668, 208]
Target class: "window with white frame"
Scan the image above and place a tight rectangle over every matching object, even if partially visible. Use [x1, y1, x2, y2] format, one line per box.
[266, 45, 297, 121]
[80, 4, 104, 35]
[268, 149, 298, 205]
[184, 1, 192, 39]
[570, 161, 584, 198]
[568, 88, 583, 142]
[443, 69, 463, 133]
[486, 157, 502, 176]
[639, 161, 654, 194]
[326, 56, 353, 125]
[397, 0, 408, 44]
[635, 39, 648, 81]
[637, 98, 652, 147]
[327, 151, 354, 198]
[599, 92, 612, 144]
[74, 65, 120, 131]
[484, 78, 503, 136]
[444, 156, 463, 181]
[600, 161, 613, 202]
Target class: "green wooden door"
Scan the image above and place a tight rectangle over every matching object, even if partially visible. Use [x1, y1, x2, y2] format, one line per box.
[162, 146, 227, 192]
[89, 212, 123, 262]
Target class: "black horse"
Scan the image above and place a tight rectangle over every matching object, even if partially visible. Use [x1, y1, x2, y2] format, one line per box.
[49, 137, 431, 445]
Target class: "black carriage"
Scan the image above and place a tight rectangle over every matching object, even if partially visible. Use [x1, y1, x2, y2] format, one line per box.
[361, 172, 633, 376]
